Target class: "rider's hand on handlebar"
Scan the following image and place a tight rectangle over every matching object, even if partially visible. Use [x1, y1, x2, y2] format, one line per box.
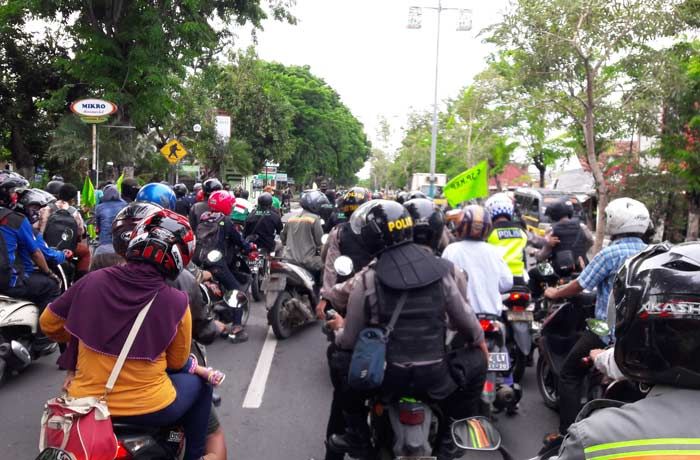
[249, 243, 257, 252]
[546, 234, 560, 247]
[63, 249, 74, 259]
[316, 299, 328, 320]
[326, 314, 345, 331]
[589, 348, 605, 362]
[544, 287, 558, 299]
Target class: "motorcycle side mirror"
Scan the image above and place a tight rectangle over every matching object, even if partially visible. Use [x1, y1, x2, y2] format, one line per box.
[333, 255, 354, 277]
[586, 318, 610, 337]
[35, 448, 75, 460]
[537, 262, 555, 277]
[451, 416, 502, 451]
[224, 290, 243, 308]
[321, 234, 329, 245]
[207, 250, 223, 263]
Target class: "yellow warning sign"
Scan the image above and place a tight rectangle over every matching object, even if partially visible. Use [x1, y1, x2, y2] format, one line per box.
[160, 139, 188, 165]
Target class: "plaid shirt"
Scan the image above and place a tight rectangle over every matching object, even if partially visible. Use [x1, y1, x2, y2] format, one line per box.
[578, 237, 646, 321]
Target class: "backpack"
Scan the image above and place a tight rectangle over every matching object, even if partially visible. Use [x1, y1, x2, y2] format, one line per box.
[0, 207, 18, 291]
[194, 212, 226, 266]
[44, 204, 79, 252]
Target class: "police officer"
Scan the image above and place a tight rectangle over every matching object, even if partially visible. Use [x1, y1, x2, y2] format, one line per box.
[323, 186, 368, 233]
[325, 200, 487, 459]
[555, 241, 700, 460]
[485, 193, 530, 285]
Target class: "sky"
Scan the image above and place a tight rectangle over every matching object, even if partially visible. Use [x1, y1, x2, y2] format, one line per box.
[238, 0, 510, 155]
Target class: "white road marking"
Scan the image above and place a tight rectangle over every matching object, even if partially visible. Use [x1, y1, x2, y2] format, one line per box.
[242, 326, 278, 408]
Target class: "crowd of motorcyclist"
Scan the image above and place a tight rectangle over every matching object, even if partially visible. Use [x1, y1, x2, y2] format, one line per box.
[0, 168, 698, 460]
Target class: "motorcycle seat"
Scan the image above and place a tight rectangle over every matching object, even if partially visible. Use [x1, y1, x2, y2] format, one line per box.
[112, 422, 165, 435]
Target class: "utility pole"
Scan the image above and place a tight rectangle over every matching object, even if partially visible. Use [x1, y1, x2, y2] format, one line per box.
[408, 3, 472, 197]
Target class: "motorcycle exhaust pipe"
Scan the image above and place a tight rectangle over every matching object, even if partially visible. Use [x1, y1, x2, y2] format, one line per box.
[0, 340, 31, 370]
[287, 297, 315, 321]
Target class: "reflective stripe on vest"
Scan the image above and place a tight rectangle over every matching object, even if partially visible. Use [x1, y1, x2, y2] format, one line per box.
[487, 226, 527, 276]
[585, 438, 700, 460]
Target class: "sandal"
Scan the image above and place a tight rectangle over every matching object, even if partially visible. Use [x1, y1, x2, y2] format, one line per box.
[205, 367, 226, 386]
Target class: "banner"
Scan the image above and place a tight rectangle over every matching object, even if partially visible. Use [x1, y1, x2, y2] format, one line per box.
[443, 161, 489, 207]
[115, 172, 125, 194]
[81, 176, 96, 208]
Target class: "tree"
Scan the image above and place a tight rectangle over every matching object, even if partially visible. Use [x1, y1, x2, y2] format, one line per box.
[488, 0, 681, 252]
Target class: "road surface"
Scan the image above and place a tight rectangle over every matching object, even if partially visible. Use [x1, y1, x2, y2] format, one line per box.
[0, 302, 558, 459]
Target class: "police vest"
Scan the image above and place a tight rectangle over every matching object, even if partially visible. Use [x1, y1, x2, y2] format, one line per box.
[487, 222, 527, 276]
[338, 223, 373, 278]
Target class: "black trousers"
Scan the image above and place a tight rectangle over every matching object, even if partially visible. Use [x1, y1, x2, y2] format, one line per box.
[325, 343, 357, 460]
[558, 330, 605, 434]
[6, 272, 61, 312]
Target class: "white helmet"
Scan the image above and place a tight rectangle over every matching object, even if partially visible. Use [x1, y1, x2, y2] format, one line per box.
[605, 198, 650, 236]
[485, 193, 514, 220]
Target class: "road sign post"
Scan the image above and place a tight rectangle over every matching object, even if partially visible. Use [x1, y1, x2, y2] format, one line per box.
[160, 140, 189, 183]
[70, 98, 118, 187]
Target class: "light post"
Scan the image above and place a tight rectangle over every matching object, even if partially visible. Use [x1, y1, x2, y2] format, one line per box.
[408, 3, 472, 197]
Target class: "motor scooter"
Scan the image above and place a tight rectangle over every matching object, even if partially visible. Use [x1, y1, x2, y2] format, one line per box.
[478, 313, 521, 417]
[0, 295, 56, 384]
[502, 285, 533, 384]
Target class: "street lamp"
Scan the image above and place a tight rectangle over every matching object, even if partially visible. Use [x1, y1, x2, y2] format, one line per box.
[408, 2, 472, 197]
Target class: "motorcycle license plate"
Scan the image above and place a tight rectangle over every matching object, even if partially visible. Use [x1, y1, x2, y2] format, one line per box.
[507, 310, 533, 322]
[488, 352, 510, 371]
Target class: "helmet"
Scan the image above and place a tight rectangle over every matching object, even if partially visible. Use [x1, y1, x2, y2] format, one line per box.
[371, 192, 383, 200]
[0, 172, 28, 206]
[203, 178, 223, 196]
[342, 187, 369, 215]
[545, 199, 574, 222]
[121, 178, 140, 202]
[196, 189, 205, 202]
[51, 175, 64, 182]
[193, 182, 202, 192]
[45, 180, 64, 197]
[208, 190, 235, 215]
[408, 190, 428, 200]
[111, 202, 163, 256]
[258, 193, 273, 209]
[605, 197, 650, 237]
[126, 209, 195, 279]
[16, 188, 55, 223]
[396, 191, 410, 204]
[350, 200, 413, 254]
[173, 183, 188, 197]
[455, 205, 493, 241]
[136, 183, 177, 210]
[300, 189, 330, 215]
[485, 193, 514, 220]
[403, 198, 444, 250]
[613, 242, 700, 389]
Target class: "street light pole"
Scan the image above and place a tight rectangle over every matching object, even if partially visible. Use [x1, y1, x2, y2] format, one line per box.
[428, 0, 442, 199]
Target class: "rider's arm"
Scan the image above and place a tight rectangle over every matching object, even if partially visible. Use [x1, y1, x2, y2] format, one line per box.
[312, 217, 324, 249]
[546, 279, 584, 300]
[36, 233, 66, 264]
[593, 347, 625, 381]
[335, 271, 370, 350]
[18, 218, 52, 275]
[39, 308, 71, 343]
[323, 264, 371, 314]
[165, 308, 192, 370]
[553, 425, 587, 460]
[321, 227, 342, 294]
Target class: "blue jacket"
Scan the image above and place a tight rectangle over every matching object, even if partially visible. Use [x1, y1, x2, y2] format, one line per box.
[95, 185, 126, 246]
[20, 232, 66, 276]
[0, 208, 39, 287]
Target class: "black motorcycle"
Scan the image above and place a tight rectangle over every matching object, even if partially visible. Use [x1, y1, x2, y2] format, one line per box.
[502, 285, 533, 384]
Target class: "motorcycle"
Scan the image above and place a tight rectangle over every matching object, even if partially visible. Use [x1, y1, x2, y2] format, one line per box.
[0, 295, 56, 384]
[450, 416, 515, 460]
[478, 313, 521, 418]
[502, 285, 534, 384]
[247, 248, 269, 303]
[262, 255, 318, 340]
[200, 250, 251, 337]
[535, 292, 604, 411]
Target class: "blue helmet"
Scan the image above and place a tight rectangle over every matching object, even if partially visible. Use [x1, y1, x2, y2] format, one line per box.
[136, 183, 176, 210]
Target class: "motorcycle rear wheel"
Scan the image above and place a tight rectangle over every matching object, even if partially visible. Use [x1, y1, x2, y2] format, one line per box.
[251, 273, 263, 302]
[537, 355, 559, 411]
[512, 347, 527, 383]
[269, 291, 293, 340]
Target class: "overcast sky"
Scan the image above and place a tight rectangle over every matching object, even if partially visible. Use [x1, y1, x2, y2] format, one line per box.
[239, 0, 510, 154]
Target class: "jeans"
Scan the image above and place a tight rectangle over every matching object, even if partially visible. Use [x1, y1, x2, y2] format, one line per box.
[115, 373, 213, 460]
[558, 330, 605, 434]
[207, 261, 244, 326]
[6, 272, 61, 311]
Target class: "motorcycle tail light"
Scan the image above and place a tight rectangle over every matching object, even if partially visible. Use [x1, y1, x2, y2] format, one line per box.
[270, 260, 283, 270]
[399, 407, 425, 425]
[374, 402, 384, 416]
[483, 379, 495, 394]
[512, 306, 525, 312]
[115, 442, 133, 460]
[479, 319, 496, 332]
[248, 252, 259, 261]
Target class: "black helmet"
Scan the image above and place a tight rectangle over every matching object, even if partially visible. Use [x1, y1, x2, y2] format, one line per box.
[45, 180, 64, 197]
[173, 183, 188, 197]
[300, 189, 330, 215]
[613, 242, 700, 389]
[121, 178, 141, 202]
[349, 200, 413, 255]
[545, 199, 574, 222]
[203, 178, 223, 196]
[408, 190, 428, 200]
[396, 191, 410, 204]
[403, 198, 444, 250]
[342, 187, 369, 216]
[111, 201, 163, 256]
[258, 192, 273, 209]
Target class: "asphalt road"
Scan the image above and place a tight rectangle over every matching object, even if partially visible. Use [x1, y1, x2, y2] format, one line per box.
[0, 302, 558, 460]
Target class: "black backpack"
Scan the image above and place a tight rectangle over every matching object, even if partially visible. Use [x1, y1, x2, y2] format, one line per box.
[194, 212, 226, 266]
[0, 207, 21, 291]
[44, 203, 79, 251]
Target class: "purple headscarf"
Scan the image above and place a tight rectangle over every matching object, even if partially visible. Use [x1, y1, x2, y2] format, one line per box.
[49, 262, 188, 361]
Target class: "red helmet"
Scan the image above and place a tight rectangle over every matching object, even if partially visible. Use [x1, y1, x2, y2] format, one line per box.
[126, 209, 195, 279]
[196, 189, 205, 202]
[208, 190, 235, 215]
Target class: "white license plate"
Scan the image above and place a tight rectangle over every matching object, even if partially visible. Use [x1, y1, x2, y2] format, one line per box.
[507, 310, 533, 322]
[488, 352, 510, 371]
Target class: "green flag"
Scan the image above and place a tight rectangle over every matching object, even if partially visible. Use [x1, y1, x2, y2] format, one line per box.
[81, 176, 96, 208]
[115, 172, 125, 194]
[443, 161, 489, 207]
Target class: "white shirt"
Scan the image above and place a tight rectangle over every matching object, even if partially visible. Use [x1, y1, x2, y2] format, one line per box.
[442, 240, 513, 316]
